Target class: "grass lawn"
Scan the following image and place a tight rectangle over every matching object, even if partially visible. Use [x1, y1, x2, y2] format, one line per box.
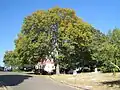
[50, 72, 120, 90]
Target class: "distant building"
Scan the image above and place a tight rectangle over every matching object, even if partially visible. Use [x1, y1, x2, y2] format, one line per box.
[34, 57, 55, 74]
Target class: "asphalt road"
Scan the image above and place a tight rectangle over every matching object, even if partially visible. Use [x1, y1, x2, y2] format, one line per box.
[0, 72, 76, 90]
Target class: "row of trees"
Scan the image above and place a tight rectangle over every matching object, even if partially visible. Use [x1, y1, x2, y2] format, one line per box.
[3, 7, 120, 73]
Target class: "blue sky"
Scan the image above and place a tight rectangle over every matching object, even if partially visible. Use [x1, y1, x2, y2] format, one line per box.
[0, 0, 120, 66]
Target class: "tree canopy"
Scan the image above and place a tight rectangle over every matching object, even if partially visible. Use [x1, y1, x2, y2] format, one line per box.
[3, 7, 120, 73]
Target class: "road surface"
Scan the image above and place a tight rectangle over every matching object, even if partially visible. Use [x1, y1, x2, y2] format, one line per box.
[0, 72, 76, 90]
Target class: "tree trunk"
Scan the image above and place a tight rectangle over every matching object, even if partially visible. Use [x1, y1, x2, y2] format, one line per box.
[56, 63, 60, 75]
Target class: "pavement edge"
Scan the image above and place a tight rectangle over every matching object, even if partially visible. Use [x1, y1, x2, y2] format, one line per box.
[48, 75, 91, 90]
[0, 82, 12, 90]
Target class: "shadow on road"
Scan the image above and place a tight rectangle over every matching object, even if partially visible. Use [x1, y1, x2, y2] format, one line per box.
[26, 72, 35, 75]
[101, 80, 120, 87]
[0, 74, 32, 86]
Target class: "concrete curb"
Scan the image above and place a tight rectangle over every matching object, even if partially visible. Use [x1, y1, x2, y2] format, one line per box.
[0, 82, 8, 90]
[0, 82, 13, 90]
[49, 76, 92, 90]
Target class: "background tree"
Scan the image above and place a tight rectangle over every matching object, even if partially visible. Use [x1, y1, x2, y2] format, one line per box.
[89, 29, 107, 70]
[91, 28, 120, 73]
[107, 28, 120, 73]
[3, 50, 20, 67]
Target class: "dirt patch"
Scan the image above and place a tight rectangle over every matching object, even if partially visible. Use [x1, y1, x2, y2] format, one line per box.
[50, 73, 120, 90]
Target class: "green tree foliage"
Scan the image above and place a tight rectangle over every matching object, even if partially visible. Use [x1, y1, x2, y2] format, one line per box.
[107, 28, 120, 72]
[90, 29, 107, 67]
[3, 50, 20, 67]
[91, 28, 120, 72]
[14, 7, 94, 70]
[4, 7, 120, 73]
